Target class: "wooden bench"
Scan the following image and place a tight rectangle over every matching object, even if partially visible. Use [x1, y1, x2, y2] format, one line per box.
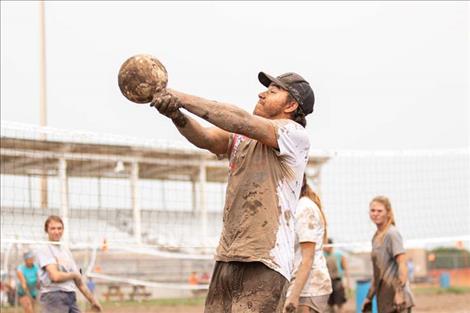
[129, 285, 151, 301]
[102, 284, 124, 301]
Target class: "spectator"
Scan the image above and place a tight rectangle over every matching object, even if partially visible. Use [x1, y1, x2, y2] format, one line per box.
[200, 272, 210, 284]
[283, 175, 332, 313]
[362, 196, 415, 313]
[188, 272, 199, 285]
[16, 251, 39, 313]
[324, 238, 350, 313]
[36, 215, 102, 313]
[407, 259, 415, 283]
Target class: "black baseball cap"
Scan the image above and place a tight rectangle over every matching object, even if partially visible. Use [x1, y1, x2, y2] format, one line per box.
[258, 72, 315, 115]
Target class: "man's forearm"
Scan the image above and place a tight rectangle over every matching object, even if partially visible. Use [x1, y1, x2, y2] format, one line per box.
[172, 90, 257, 136]
[50, 271, 77, 283]
[75, 278, 96, 304]
[171, 111, 218, 151]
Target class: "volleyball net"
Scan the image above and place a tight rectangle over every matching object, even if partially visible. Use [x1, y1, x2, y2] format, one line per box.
[1, 121, 469, 292]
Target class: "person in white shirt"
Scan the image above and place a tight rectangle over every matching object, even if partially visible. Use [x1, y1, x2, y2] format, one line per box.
[36, 215, 102, 313]
[284, 175, 332, 313]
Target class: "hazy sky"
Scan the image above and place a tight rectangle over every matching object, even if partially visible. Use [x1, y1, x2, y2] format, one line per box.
[1, 1, 469, 150]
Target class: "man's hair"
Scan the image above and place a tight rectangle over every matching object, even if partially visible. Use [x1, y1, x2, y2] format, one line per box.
[44, 215, 64, 232]
[287, 93, 307, 127]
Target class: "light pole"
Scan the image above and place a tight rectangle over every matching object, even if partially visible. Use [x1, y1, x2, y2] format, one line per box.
[39, 0, 48, 209]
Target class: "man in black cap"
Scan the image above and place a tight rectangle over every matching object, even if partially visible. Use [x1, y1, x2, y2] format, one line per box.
[151, 71, 315, 313]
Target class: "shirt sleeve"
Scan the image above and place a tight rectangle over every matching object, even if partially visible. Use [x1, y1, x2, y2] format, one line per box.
[35, 246, 56, 269]
[217, 133, 234, 160]
[295, 198, 324, 244]
[388, 228, 406, 257]
[272, 120, 310, 165]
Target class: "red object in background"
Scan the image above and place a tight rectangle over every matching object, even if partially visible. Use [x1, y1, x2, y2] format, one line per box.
[428, 268, 470, 287]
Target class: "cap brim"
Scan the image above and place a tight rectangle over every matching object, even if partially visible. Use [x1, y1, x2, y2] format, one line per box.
[258, 72, 289, 90]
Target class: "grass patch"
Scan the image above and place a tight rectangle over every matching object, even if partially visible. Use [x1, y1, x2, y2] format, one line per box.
[0, 297, 206, 313]
[101, 296, 206, 309]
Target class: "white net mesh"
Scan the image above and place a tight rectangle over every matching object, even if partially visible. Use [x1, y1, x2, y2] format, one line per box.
[1, 121, 469, 291]
[321, 150, 470, 250]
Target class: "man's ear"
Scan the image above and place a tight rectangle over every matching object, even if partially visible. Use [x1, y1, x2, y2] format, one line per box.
[284, 100, 299, 114]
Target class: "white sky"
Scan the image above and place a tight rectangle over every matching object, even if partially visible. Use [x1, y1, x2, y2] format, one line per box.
[1, 1, 469, 151]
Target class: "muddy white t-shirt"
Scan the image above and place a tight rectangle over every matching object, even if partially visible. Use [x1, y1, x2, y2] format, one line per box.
[215, 119, 310, 280]
[36, 243, 78, 293]
[289, 197, 332, 297]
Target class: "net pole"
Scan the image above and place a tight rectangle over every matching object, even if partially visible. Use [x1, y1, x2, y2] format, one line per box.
[131, 161, 142, 244]
[59, 158, 70, 246]
[199, 160, 208, 248]
[39, 0, 48, 209]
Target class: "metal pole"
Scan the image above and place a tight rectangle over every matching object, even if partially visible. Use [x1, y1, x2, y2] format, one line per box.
[198, 161, 207, 246]
[59, 158, 69, 246]
[191, 177, 197, 214]
[28, 175, 33, 209]
[97, 177, 102, 209]
[39, 0, 48, 209]
[131, 162, 142, 244]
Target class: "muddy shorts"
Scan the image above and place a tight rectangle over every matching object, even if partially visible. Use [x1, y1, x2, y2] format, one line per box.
[40, 291, 81, 313]
[204, 261, 289, 313]
[299, 294, 330, 313]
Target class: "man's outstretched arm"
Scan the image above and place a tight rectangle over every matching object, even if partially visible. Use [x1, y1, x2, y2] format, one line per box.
[152, 90, 279, 149]
[169, 110, 231, 156]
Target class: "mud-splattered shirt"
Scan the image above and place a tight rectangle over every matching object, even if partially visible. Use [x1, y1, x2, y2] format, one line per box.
[36, 243, 78, 293]
[289, 197, 332, 297]
[371, 226, 415, 313]
[215, 119, 310, 280]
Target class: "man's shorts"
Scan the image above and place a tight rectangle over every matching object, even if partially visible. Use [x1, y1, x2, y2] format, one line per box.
[204, 261, 289, 313]
[40, 291, 81, 313]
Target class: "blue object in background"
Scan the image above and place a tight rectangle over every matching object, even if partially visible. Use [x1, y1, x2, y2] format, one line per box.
[356, 279, 378, 313]
[439, 272, 450, 288]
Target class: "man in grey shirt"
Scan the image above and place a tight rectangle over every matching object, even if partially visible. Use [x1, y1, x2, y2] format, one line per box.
[36, 215, 102, 313]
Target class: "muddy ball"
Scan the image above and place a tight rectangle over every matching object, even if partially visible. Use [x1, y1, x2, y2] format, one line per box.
[118, 54, 168, 104]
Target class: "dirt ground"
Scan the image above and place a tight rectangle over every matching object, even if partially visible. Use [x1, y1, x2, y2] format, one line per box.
[98, 292, 470, 313]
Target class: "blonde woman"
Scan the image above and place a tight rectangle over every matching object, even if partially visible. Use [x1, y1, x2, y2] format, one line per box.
[284, 175, 332, 313]
[363, 196, 414, 313]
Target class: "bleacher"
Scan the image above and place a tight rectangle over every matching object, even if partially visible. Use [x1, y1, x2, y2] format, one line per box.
[1, 207, 135, 249]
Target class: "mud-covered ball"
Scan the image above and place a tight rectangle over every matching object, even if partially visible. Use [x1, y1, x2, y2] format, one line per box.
[118, 54, 168, 104]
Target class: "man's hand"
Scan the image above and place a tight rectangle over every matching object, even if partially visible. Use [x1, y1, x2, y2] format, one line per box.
[150, 90, 182, 119]
[91, 300, 103, 312]
[283, 295, 298, 313]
